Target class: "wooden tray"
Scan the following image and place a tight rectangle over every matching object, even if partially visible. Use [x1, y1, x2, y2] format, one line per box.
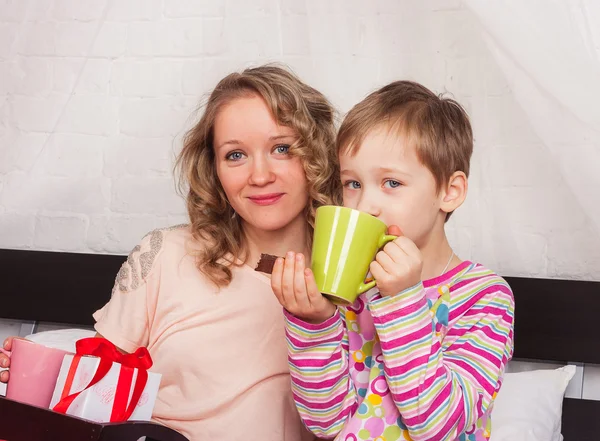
[0, 396, 189, 441]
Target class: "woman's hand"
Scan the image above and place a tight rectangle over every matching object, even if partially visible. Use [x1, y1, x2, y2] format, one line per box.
[0, 336, 16, 383]
[271, 252, 336, 324]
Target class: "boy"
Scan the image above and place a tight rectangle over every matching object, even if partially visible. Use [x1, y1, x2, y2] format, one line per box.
[271, 81, 515, 441]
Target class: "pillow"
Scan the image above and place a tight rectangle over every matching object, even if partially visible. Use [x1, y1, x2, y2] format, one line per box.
[25, 328, 96, 353]
[491, 365, 576, 441]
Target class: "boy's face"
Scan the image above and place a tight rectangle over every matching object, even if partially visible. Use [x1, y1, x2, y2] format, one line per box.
[339, 126, 447, 249]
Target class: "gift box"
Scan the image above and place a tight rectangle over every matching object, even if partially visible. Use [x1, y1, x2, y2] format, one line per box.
[49, 338, 161, 423]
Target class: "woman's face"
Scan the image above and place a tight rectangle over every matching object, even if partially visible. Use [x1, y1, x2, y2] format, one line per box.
[214, 95, 309, 233]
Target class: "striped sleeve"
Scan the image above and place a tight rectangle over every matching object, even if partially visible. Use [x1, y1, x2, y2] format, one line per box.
[284, 309, 358, 438]
[368, 276, 514, 441]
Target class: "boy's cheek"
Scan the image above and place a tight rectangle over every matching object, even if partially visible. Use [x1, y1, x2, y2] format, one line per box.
[343, 200, 359, 210]
[341, 191, 357, 209]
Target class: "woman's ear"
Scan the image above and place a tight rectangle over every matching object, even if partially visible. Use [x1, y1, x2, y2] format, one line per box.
[440, 171, 468, 215]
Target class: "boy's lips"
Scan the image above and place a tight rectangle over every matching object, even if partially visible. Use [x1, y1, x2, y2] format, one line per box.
[248, 193, 285, 206]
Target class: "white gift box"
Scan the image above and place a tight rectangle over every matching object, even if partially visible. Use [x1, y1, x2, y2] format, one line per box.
[50, 354, 161, 423]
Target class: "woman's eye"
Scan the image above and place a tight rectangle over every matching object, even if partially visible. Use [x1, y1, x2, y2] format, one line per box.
[344, 180, 361, 190]
[384, 179, 401, 188]
[226, 151, 245, 161]
[274, 144, 290, 154]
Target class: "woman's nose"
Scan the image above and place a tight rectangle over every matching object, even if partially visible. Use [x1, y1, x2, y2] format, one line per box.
[248, 157, 276, 186]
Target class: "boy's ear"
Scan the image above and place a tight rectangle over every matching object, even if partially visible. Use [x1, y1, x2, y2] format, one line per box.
[440, 171, 468, 214]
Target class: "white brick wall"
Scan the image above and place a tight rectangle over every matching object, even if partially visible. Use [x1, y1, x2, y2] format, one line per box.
[1, 2, 598, 278]
[1, 0, 600, 402]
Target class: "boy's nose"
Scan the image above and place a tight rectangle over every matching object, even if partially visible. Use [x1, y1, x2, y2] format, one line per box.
[356, 197, 381, 218]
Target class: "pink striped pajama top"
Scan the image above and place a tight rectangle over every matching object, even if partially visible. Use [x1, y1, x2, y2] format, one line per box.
[284, 261, 515, 441]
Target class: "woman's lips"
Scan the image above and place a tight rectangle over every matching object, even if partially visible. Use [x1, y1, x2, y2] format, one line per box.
[248, 193, 285, 206]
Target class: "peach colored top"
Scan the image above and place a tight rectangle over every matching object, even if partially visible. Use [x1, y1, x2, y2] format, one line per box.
[93, 225, 312, 441]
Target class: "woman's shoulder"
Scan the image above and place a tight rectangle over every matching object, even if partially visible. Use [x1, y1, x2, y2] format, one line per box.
[116, 224, 195, 288]
[135, 223, 192, 256]
[135, 225, 259, 294]
[146, 223, 193, 247]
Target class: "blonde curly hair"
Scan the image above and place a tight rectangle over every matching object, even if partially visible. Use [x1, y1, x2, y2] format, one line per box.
[175, 65, 341, 287]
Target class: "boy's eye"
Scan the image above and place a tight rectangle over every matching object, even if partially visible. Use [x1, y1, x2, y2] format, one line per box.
[274, 144, 290, 154]
[226, 151, 245, 161]
[344, 180, 361, 190]
[383, 179, 401, 188]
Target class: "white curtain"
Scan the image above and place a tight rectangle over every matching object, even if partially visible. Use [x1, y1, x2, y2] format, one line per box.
[464, 0, 600, 235]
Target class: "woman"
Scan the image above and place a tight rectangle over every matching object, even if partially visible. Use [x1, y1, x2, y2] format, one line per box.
[1, 65, 340, 441]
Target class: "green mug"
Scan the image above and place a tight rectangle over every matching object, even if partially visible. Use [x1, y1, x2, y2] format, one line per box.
[311, 206, 397, 305]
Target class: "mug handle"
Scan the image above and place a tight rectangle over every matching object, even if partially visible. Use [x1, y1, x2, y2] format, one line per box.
[378, 234, 397, 249]
[357, 234, 398, 294]
[0, 347, 11, 357]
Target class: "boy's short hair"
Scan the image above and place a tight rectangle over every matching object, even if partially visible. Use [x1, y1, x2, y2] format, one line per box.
[337, 81, 473, 194]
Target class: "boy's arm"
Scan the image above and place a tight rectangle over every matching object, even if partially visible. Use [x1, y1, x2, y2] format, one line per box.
[368, 276, 514, 441]
[285, 308, 358, 439]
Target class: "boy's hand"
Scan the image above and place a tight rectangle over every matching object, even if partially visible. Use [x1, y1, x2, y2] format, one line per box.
[272, 252, 337, 324]
[370, 226, 423, 297]
[0, 336, 15, 383]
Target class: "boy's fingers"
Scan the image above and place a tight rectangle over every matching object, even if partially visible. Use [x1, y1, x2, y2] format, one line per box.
[383, 241, 406, 263]
[369, 260, 386, 281]
[387, 225, 403, 236]
[408, 243, 422, 261]
[396, 236, 421, 260]
[0, 370, 8, 383]
[375, 250, 396, 273]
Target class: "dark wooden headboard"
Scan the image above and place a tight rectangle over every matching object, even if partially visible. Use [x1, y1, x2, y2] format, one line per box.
[1, 248, 599, 440]
[504, 276, 599, 441]
[505, 276, 599, 365]
[2, 249, 122, 326]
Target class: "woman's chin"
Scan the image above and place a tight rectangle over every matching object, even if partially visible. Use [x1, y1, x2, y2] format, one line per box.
[254, 219, 298, 232]
[242, 213, 305, 233]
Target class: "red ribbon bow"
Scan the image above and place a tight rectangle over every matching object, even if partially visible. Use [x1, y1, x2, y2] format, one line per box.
[53, 337, 153, 422]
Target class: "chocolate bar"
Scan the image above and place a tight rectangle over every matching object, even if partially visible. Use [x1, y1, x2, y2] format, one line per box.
[255, 253, 279, 274]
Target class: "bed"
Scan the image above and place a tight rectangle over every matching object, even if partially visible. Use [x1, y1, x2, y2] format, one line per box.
[1, 248, 599, 440]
